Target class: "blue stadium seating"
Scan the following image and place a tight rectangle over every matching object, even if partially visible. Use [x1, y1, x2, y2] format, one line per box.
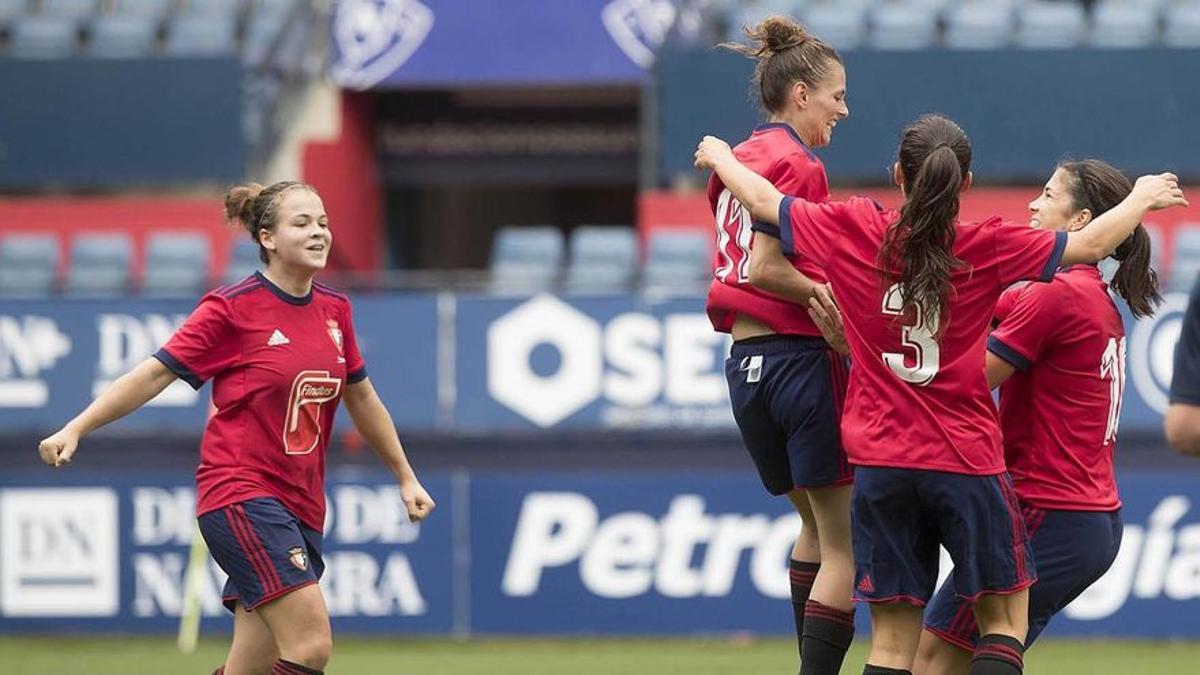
[0, 234, 59, 297]
[89, 15, 158, 58]
[111, 0, 174, 17]
[1015, 2, 1087, 49]
[41, 0, 99, 18]
[868, 2, 938, 50]
[143, 232, 210, 296]
[564, 226, 639, 294]
[944, 3, 1014, 49]
[1164, 3, 1200, 48]
[1090, 1, 1160, 48]
[243, 0, 293, 68]
[0, 0, 27, 23]
[802, 3, 866, 50]
[642, 230, 711, 292]
[65, 234, 133, 296]
[164, 14, 237, 56]
[9, 16, 78, 58]
[489, 226, 565, 293]
[180, 0, 241, 17]
[1171, 225, 1200, 292]
[224, 238, 262, 284]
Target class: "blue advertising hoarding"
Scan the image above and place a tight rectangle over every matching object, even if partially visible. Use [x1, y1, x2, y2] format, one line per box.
[3, 468, 1200, 637]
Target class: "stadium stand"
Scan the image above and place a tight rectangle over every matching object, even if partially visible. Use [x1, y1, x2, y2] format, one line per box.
[88, 14, 158, 58]
[564, 226, 639, 294]
[944, 2, 1015, 49]
[9, 15, 78, 58]
[41, 0, 100, 19]
[802, 3, 866, 50]
[65, 233, 133, 296]
[867, 2, 939, 50]
[164, 12, 237, 57]
[143, 231, 210, 296]
[1090, 0, 1160, 48]
[110, 0, 173, 17]
[0, 233, 59, 297]
[489, 226, 565, 293]
[643, 229, 712, 292]
[1171, 225, 1200, 292]
[1015, 1, 1088, 49]
[224, 237, 263, 284]
[1164, 2, 1200, 48]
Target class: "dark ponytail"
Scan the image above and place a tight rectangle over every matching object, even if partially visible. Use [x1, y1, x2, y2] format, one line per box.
[877, 114, 971, 331]
[223, 180, 314, 264]
[1057, 159, 1162, 318]
[718, 15, 842, 116]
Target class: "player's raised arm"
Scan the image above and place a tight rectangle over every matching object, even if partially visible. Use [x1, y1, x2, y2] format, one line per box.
[1061, 173, 1187, 265]
[38, 357, 178, 467]
[695, 136, 786, 225]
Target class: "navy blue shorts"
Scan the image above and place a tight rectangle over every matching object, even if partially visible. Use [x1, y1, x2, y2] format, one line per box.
[198, 497, 325, 613]
[851, 467, 1036, 606]
[924, 506, 1122, 650]
[725, 335, 852, 495]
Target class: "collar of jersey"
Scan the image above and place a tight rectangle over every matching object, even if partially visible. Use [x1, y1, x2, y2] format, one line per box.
[754, 122, 809, 150]
[255, 271, 313, 305]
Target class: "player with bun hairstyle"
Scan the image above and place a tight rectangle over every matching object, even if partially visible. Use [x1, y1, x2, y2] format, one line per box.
[38, 181, 434, 675]
[696, 114, 1186, 675]
[914, 159, 1161, 674]
[705, 15, 854, 674]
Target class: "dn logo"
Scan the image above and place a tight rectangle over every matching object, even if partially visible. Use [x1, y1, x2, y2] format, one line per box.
[284, 370, 342, 455]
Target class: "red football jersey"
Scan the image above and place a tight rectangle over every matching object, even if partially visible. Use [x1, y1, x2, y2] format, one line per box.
[990, 265, 1124, 510]
[155, 272, 366, 530]
[765, 196, 1067, 474]
[705, 123, 829, 336]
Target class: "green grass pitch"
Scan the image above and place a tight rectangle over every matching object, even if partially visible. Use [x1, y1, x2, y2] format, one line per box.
[1, 637, 1197, 674]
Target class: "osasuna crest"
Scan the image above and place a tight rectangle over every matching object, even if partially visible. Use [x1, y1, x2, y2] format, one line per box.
[602, 0, 676, 68]
[330, 0, 434, 90]
[327, 319, 344, 355]
[288, 546, 308, 571]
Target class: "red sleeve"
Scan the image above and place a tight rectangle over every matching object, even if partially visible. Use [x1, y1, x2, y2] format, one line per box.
[342, 300, 367, 384]
[773, 195, 878, 262]
[988, 283, 1065, 371]
[153, 294, 239, 389]
[993, 283, 1028, 324]
[990, 221, 1067, 287]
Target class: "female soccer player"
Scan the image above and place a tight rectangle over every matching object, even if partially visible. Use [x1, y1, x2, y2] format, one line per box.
[695, 115, 1186, 675]
[37, 181, 435, 675]
[704, 16, 854, 673]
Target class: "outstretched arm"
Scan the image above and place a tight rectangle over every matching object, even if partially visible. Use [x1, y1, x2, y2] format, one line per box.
[344, 377, 435, 522]
[1062, 173, 1187, 265]
[38, 357, 178, 467]
[695, 136, 786, 225]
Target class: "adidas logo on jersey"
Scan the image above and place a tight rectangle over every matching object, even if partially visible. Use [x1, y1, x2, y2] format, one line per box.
[267, 329, 291, 346]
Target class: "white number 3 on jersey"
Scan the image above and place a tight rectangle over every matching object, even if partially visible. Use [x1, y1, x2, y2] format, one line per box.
[880, 283, 941, 386]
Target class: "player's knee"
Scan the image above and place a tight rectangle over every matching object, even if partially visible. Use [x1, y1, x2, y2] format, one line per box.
[290, 632, 332, 669]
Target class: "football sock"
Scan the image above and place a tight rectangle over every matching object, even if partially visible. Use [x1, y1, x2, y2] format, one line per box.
[971, 634, 1024, 675]
[800, 600, 855, 675]
[862, 665, 911, 674]
[789, 559, 820, 654]
[272, 659, 324, 675]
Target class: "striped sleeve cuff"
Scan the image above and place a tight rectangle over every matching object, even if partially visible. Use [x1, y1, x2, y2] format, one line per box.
[347, 367, 368, 384]
[153, 348, 203, 390]
[987, 336, 1032, 372]
[1040, 230, 1068, 281]
[778, 196, 796, 256]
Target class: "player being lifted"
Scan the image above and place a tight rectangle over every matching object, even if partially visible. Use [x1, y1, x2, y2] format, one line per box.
[704, 15, 855, 675]
[38, 181, 435, 675]
[696, 114, 1186, 675]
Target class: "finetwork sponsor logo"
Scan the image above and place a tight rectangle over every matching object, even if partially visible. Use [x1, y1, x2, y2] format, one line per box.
[486, 294, 731, 428]
[501, 492, 800, 600]
[602, 0, 676, 68]
[330, 0, 434, 90]
[94, 313, 196, 407]
[1128, 291, 1188, 414]
[0, 315, 71, 407]
[0, 488, 119, 617]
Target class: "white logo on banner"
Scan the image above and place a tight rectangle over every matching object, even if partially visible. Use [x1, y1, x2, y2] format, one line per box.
[602, 0, 676, 68]
[487, 294, 730, 428]
[1129, 292, 1189, 414]
[0, 488, 119, 617]
[0, 315, 71, 407]
[330, 0, 434, 90]
[94, 314, 196, 407]
[501, 492, 799, 599]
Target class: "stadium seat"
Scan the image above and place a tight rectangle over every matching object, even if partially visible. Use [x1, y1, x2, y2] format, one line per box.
[179, 0, 241, 18]
[1015, 2, 1086, 49]
[40, 0, 99, 18]
[0, 234, 59, 297]
[723, 0, 810, 42]
[1170, 225, 1200, 292]
[944, 2, 1014, 49]
[802, 4, 866, 51]
[868, 2, 938, 50]
[88, 15, 158, 58]
[242, 0, 293, 68]
[488, 226, 565, 293]
[111, 0, 174, 16]
[1090, 1, 1159, 48]
[1164, 3, 1200, 48]
[224, 238, 262, 284]
[143, 232, 210, 296]
[564, 226, 639, 294]
[65, 234, 133, 296]
[0, 0, 27, 22]
[642, 229, 711, 292]
[8, 16, 79, 58]
[165, 14, 237, 56]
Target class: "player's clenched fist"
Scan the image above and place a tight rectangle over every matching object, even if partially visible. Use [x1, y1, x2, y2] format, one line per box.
[694, 135, 733, 170]
[1133, 172, 1188, 210]
[401, 480, 436, 522]
[38, 428, 79, 468]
